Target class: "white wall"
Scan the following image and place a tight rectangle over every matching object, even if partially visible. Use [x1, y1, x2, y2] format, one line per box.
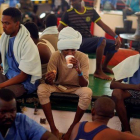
[94, 12, 137, 37]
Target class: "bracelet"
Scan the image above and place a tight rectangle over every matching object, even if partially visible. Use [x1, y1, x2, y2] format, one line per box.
[78, 72, 83, 76]
[114, 35, 118, 39]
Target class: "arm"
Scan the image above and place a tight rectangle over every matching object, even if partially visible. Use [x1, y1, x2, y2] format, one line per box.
[110, 79, 140, 90]
[58, 12, 69, 32]
[96, 19, 121, 49]
[41, 131, 58, 140]
[37, 43, 52, 64]
[58, 23, 67, 32]
[76, 67, 88, 87]
[70, 122, 80, 140]
[70, 57, 88, 87]
[0, 71, 28, 88]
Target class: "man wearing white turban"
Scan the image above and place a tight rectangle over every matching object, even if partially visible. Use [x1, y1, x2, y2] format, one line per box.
[58, 0, 122, 80]
[37, 27, 93, 140]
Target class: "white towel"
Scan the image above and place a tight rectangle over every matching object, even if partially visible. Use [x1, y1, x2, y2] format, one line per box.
[40, 26, 59, 37]
[0, 24, 42, 84]
[112, 54, 140, 81]
[57, 27, 82, 51]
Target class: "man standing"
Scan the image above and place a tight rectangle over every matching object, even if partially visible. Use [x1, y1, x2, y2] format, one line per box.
[123, 0, 140, 23]
[37, 27, 92, 140]
[0, 7, 41, 97]
[58, 0, 121, 80]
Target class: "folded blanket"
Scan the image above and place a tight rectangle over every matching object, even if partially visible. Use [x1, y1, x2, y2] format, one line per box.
[0, 24, 42, 84]
[40, 26, 59, 37]
[112, 54, 140, 81]
[57, 27, 82, 51]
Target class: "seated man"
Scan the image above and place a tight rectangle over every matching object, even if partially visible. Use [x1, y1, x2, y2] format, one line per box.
[111, 54, 140, 132]
[0, 88, 58, 140]
[37, 27, 93, 140]
[58, 0, 121, 80]
[24, 22, 55, 80]
[70, 96, 140, 140]
[123, 0, 140, 24]
[40, 13, 59, 51]
[0, 7, 41, 97]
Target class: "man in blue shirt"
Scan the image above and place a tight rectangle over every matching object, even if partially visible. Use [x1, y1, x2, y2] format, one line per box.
[123, 0, 140, 23]
[0, 88, 58, 140]
[0, 7, 42, 97]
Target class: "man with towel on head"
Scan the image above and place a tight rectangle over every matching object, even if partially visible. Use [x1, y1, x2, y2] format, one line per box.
[111, 54, 140, 132]
[37, 27, 93, 140]
[0, 7, 41, 97]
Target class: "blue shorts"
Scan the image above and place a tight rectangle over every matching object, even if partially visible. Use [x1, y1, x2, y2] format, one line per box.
[79, 37, 117, 56]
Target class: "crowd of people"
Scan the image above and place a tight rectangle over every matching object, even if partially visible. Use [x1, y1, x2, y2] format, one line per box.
[0, 0, 140, 139]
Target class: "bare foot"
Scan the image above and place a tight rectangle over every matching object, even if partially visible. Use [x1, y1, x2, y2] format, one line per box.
[94, 71, 112, 80]
[102, 67, 113, 74]
[52, 129, 60, 139]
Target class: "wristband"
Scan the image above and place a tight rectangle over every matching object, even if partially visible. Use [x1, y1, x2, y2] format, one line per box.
[114, 35, 118, 39]
[78, 72, 83, 76]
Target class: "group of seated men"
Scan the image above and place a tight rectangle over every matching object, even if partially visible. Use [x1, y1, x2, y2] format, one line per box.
[0, 0, 140, 139]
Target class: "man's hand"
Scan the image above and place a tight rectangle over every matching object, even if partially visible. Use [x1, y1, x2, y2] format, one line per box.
[133, 84, 140, 91]
[115, 37, 121, 50]
[69, 57, 80, 72]
[45, 71, 56, 85]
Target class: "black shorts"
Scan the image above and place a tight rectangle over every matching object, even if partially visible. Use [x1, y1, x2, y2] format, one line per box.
[127, 90, 140, 99]
[79, 37, 117, 55]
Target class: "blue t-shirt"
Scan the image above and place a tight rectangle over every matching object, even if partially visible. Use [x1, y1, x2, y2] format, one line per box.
[123, 66, 140, 85]
[0, 113, 47, 140]
[5, 36, 39, 94]
[126, 0, 140, 12]
[9, 0, 19, 7]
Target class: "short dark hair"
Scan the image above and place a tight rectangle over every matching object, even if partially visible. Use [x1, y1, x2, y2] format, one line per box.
[93, 96, 115, 118]
[45, 14, 57, 27]
[0, 89, 16, 102]
[3, 7, 21, 23]
[24, 22, 39, 39]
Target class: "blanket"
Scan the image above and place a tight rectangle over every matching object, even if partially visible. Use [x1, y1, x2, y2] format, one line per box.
[0, 24, 42, 84]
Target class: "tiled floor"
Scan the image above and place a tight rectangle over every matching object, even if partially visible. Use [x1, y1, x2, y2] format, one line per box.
[23, 107, 140, 137]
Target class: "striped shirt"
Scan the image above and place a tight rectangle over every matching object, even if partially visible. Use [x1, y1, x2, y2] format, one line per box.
[60, 7, 101, 37]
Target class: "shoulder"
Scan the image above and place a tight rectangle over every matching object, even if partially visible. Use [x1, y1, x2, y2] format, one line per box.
[94, 128, 130, 140]
[67, 8, 74, 12]
[86, 7, 94, 11]
[70, 122, 81, 140]
[50, 51, 61, 60]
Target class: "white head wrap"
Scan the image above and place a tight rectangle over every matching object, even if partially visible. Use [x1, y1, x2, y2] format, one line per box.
[57, 27, 82, 51]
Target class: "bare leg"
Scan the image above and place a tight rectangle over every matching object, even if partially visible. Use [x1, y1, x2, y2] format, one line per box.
[62, 106, 85, 140]
[102, 52, 114, 74]
[112, 89, 132, 131]
[94, 39, 112, 80]
[42, 103, 59, 138]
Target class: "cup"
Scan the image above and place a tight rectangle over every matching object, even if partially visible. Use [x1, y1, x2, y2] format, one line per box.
[65, 55, 74, 68]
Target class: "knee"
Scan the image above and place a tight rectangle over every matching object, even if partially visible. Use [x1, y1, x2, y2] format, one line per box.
[82, 87, 92, 99]
[100, 39, 106, 47]
[112, 89, 123, 101]
[37, 84, 50, 98]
